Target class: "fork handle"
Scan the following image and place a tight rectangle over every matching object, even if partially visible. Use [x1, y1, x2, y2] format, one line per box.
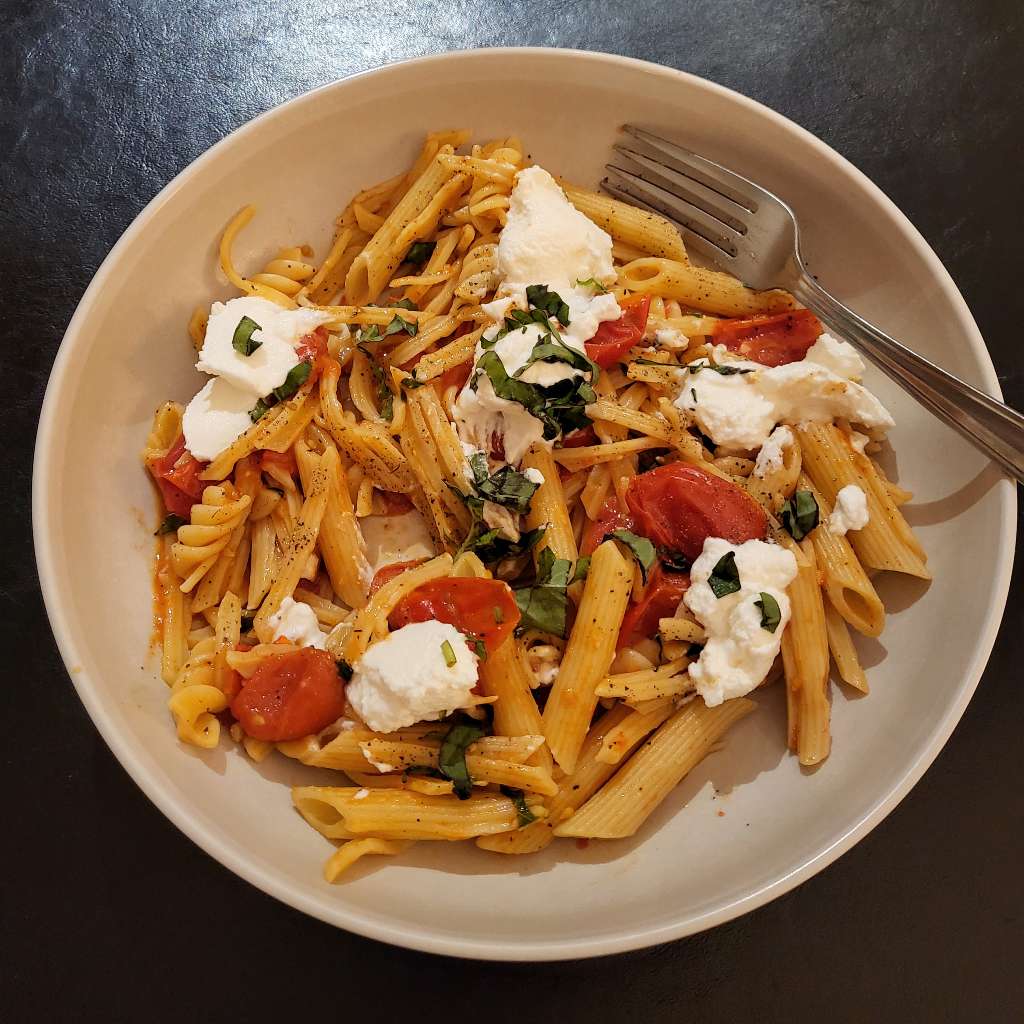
[792, 274, 1024, 484]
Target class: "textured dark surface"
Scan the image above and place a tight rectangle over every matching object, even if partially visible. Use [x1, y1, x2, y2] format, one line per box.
[2, 1, 1022, 1020]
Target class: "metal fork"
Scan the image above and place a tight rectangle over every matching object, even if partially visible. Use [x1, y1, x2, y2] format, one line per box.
[603, 125, 1024, 483]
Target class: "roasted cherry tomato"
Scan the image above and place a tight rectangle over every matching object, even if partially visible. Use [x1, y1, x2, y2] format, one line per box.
[369, 558, 427, 595]
[584, 295, 652, 368]
[711, 309, 822, 367]
[258, 448, 298, 477]
[560, 425, 598, 448]
[625, 462, 767, 560]
[230, 647, 346, 742]
[580, 496, 635, 556]
[390, 577, 520, 654]
[148, 434, 207, 517]
[294, 326, 329, 363]
[618, 564, 691, 648]
[434, 360, 473, 394]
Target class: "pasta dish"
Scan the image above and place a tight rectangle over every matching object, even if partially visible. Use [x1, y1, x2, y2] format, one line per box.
[143, 131, 928, 881]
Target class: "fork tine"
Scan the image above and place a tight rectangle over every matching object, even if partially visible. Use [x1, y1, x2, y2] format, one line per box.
[600, 177, 737, 264]
[603, 165, 739, 259]
[621, 125, 771, 213]
[612, 144, 750, 233]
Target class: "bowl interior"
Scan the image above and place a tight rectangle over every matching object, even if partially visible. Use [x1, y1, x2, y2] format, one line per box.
[35, 49, 1014, 960]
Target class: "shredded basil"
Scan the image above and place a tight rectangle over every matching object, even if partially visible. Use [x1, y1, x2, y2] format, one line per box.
[469, 636, 487, 661]
[336, 659, 354, 681]
[525, 284, 570, 325]
[357, 324, 382, 344]
[708, 550, 741, 598]
[401, 372, 427, 389]
[383, 313, 417, 338]
[513, 547, 573, 637]
[392, 298, 418, 311]
[500, 786, 537, 826]
[468, 453, 539, 514]
[780, 489, 820, 541]
[756, 592, 782, 633]
[605, 529, 656, 583]
[440, 639, 457, 668]
[686, 361, 754, 377]
[231, 315, 262, 356]
[156, 513, 186, 535]
[659, 548, 692, 574]
[575, 277, 609, 294]
[405, 240, 435, 267]
[249, 360, 312, 421]
[571, 555, 591, 583]
[438, 720, 485, 799]
[358, 344, 395, 421]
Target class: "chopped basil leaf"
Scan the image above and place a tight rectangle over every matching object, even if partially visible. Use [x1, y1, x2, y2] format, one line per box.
[513, 547, 573, 638]
[383, 313, 417, 338]
[470, 637, 487, 661]
[493, 606, 504, 623]
[357, 323, 382, 344]
[405, 240, 436, 267]
[401, 372, 427, 389]
[231, 315, 262, 356]
[605, 529, 656, 583]
[631, 356, 674, 367]
[359, 344, 395, 421]
[156, 513, 186, 535]
[525, 284, 571, 325]
[707, 550, 741, 598]
[440, 639, 457, 668]
[687, 361, 754, 376]
[249, 360, 312, 421]
[779, 489, 820, 541]
[438, 721, 485, 799]
[392, 298, 418, 310]
[571, 555, 591, 583]
[336, 659, 354, 681]
[755, 592, 782, 633]
[575, 277, 609, 294]
[500, 786, 537, 826]
[469, 454, 540, 514]
[659, 548, 692, 574]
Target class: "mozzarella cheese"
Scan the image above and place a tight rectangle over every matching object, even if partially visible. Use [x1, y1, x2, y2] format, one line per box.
[828, 484, 869, 536]
[266, 596, 328, 650]
[655, 326, 688, 350]
[359, 510, 435, 574]
[453, 373, 546, 465]
[684, 537, 798, 707]
[181, 377, 257, 461]
[675, 334, 894, 449]
[752, 425, 794, 478]
[523, 467, 545, 486]
[197, 296, 332, 398]
[346, 621, 479, 733]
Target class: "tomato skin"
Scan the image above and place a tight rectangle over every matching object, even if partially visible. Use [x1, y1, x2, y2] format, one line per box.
[390, 577, 520, 654]
[258, 448, 298, 477]
[585, 295, 652, 368]
[625, 463, 767, 560]
[580, 497, 635, 556]
[294, 326, 329, 363]
[712, 309, 822, 367]
[561, 425, 598, 449]
[149, 434, 208, 517]
[377, 490, 414, 516]
[230, 647, 346, 742]
[434, 360, 473, 394]
[618, 564, 691, 648]
[369, 559, 426, 595]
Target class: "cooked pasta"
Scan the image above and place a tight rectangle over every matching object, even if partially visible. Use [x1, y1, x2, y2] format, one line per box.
[141, 131, 927, 880]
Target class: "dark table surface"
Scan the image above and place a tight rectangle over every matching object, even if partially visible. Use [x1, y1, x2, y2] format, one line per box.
[3, 2, 1022, 1020]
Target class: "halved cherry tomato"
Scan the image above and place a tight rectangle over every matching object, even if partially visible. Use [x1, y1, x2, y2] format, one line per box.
[434, 360, 473, 394]
[148, 434, 208, 517]
[390, 577, 520, 654]
[377, 490, 415, 516]
[585, 294, 652, 369]
[258, 448, 298, 477]
[230, 647, 346, 742]
[294, 326, 329, 363]
[580, 496, 635, 556]
[369, 558, 426, 595]
[625, 462, 767, 560]
[561, 425, 598, 448]
[618, 564, 691, 648]
[712, 309, 822, 367]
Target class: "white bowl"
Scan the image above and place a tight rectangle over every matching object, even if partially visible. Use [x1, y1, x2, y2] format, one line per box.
[34, 48, 1015, 960]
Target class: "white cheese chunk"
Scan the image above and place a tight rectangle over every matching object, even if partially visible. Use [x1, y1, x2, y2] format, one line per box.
[828, 484, 869, 536]
[197, 296, 332, 398]
[359, 510, 436, 574]
[675, 335, 893, 448]
[182, 377, 256, 461]
[684, 537, 798, 707]
[523, 467, 545, 485]
[453, 373, 546, 465]
[346, 621, 480, 733]
[266, 596, 328, 650]
[655, 326, 688, 350]
[752, 425, 794, 478]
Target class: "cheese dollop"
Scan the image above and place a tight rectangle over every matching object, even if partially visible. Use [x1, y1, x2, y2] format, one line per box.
[346, 621, 480, 733]
[684, 537, 798, 707]
[266, 596, 328, 650]
[828, 484, 869, 536]
[181, 377, 257, 461]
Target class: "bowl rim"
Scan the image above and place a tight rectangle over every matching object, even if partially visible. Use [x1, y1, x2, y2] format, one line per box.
[33, 46, 1017, 961]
